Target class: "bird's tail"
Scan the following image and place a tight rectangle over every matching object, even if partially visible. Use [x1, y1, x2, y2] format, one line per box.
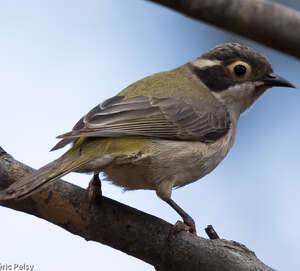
[0, 155, 82, 200]
[0, 137, 128, 201]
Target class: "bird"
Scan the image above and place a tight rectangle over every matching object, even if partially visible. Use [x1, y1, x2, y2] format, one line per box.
[0, 43, 295, 234]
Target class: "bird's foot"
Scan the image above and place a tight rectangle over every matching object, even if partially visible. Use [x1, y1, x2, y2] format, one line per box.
[164, 198, 197, 236]
[87, 173, 102, 206]
[169, 218, 197, 237]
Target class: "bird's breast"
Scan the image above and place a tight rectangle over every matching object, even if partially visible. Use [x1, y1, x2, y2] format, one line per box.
[103, 124, 236, 191]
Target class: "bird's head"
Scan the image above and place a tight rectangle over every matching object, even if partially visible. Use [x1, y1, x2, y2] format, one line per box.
[189, 43, 295, 116]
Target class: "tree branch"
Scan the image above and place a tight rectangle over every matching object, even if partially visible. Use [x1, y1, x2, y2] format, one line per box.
[147, 0, 300, 60]
[0, 147, 274, 271]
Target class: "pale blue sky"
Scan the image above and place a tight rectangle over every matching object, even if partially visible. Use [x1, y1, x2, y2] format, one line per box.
[1, 1, 299, 270]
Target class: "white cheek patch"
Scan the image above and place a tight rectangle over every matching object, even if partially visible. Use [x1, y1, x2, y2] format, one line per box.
[254, 81, 264, 87]
[212, 79, 272, 117]
[211, 81, 257, 115]
[221, 82, 256, 100]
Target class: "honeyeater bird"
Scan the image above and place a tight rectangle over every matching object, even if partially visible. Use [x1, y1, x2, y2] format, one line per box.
[0, 43, 295, 234]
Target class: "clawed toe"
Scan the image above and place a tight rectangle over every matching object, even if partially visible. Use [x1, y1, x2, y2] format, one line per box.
[168, 220, 197, 238]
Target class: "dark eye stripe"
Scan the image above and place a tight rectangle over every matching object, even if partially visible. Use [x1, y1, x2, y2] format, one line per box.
[188, 64, 235, 92]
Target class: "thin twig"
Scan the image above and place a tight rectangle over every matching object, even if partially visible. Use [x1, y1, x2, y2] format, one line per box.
[205, 225, 220, 240]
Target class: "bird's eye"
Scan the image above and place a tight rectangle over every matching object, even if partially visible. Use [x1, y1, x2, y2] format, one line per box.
[234, 64, 247, 76]
[227, 61, 251, 80]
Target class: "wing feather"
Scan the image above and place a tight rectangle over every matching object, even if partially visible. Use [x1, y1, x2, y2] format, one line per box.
[52, 95, 231, 150]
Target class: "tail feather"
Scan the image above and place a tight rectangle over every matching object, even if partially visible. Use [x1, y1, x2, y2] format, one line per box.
[50, 138, 75, 151]
[0, 156, 77, 200]
[0, 137, 117, 201]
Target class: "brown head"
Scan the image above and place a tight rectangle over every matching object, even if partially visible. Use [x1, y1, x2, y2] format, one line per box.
[189, 43, 295, 115]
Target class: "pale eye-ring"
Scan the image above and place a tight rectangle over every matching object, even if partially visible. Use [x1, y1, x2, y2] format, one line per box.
[234, 64, 247, 76]
[227, 61, 252, 80]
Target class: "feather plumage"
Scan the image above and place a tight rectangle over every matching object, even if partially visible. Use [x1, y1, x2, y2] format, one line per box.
[54, 95, 231, 148]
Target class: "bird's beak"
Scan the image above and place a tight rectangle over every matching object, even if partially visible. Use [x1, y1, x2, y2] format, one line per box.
[263, 73, 295, 88]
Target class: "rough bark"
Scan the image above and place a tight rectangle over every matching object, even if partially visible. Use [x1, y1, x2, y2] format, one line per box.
[0, 147, 274, 271]
[147, 0, 300, 60]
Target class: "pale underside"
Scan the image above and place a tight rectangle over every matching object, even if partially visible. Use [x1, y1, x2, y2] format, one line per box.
[76, 127, 235, 196]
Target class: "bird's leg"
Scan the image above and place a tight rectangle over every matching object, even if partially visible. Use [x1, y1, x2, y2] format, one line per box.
[156, 181, 196, 235]
[87, 172, 102, 205]
[166, 198, 196, 235]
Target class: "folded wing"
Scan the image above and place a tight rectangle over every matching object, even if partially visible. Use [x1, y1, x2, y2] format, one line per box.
[51, 95, 231, 151]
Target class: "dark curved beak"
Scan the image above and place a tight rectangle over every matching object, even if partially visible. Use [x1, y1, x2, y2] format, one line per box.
[263, 73, 295, 88]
